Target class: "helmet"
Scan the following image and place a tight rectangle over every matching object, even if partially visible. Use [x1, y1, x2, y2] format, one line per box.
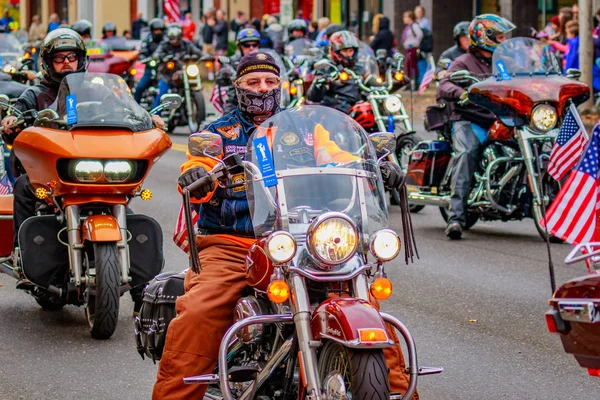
[325, 24, 343, 39]
[329, 30, 359, 68]
[453, 21, 470, 41]
[41, 28, 88, 84]
[102, 21, 117, 37]
[71, 19, 92, 37]
[166, 24, 183, 44]
[149, 18, 165, 41]
[288, 19, 307, 35]
[236, 28, 260, 45]
[469, 14, 515, 52]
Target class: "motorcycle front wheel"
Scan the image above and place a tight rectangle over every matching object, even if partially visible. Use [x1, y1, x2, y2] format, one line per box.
[187, 91, 207, 133]
[393, 134, 424, 213]
[318, 341, 389, 399]
[86, 242, 120, 340]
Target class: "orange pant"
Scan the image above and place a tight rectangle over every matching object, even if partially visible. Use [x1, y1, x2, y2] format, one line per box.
[153, 235, 417, 399]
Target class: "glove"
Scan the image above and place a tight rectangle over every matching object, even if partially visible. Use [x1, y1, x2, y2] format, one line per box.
[459, 91, 469, 102]
[313, 76, 329, 90]
[380, 161, 405, 190]
[178, 166, 212, 200]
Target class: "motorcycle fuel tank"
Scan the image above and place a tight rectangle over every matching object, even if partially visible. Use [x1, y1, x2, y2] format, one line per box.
[406, 140, 452, 188]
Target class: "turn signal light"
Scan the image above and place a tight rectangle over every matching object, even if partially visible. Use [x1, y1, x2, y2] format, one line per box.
[394, 72, 404, 81]
[140, 189, 153, 201]
[370, 277, 393, 300]
[166, 61, 175, 70]
[545, 312, 557, 333]
[359, 328, 388, 343]
[205, 61, 213, 68]
[129, 68, 137, 76]
[267, 280, 290, 303]
[289, 86, 298, 95]
[339, 71, 349, 81]
[31, 47, 36, 54]
[23, 52, 31, 59]
[588, 368, 600, 377]
[34, 187, 48, 199]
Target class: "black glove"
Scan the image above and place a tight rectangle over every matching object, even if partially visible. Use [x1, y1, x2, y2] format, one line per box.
[380, 161, 405, 190]
[178, 166, 212, 200]
[313, 76, 329, 90]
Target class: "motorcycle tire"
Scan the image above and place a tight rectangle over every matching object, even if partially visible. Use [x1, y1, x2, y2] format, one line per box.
[86, 242, 120, 340]
[318, 340, 389, 400]
[439, 206, 479, 230]
[393, 134, 424, 213]
[188, 91, 206, 133]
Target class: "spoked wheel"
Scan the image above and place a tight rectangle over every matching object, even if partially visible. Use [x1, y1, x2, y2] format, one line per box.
[318, 341, 389, 400]
[532, 171, 564, 243]
[188, 91, 206, 133]
[86, 242, 120, 340]
[393, 133, 424, 213]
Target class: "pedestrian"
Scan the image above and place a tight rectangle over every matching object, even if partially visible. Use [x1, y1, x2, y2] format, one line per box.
[213, 9, 229, 56]
[123, 30, 132, 40]
[182, 12, 196, 41]
[264, 15, 284, 54]
[401, 11, 422, 90]
[0, 9, 13, 33]
[548, 20, 579, 70]
[414, 5, 433, 84]
[544, 16, 560, 38]
[230, 11, 247, 36]
[47, 13, 60, 33]
[28, 15, 46, 42]
[557, 7, 574, 44]
[250, 17, 273, 49]
[201, 9, 215, 54]
[315, 17, 330, 45]
[415, 6, 431, 31]
[131, 12, 148, 40]
[572, 3, 579, 20]
[369, 16, 394, 57]
[308, 21, 319, 41]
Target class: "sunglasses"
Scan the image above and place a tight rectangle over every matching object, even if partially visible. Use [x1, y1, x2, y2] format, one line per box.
[241, 42, 259, 49]
[52, 53, 78, 63]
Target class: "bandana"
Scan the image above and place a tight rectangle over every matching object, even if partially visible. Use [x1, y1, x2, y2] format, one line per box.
[235, 86, 281, 125]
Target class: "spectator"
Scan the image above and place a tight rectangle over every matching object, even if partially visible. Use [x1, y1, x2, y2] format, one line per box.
[0, 9, 13, 33]
[308, 21, 319, 41]
[213, 9, 229, 55]
[230, 11, 247, 36]
[123, 30, 132, 40]
[415, 5, 431, 32]
[249, 18, 273, 49]
[401, 11, 422, 89]
[182, 12, 196, 41]
[265, 15, 284, 54]
[28, 15, 46, 42]
[48, 13, 60, 33]
[544, 16, 560, 38]
[131, 12, 148, 40]
[315, 17, 330, 44]
[572, 3, 579, 20]
[369, 16, 394, 56]
[548, 20, 579, 70]
[557, 7, 574, 44]
[201, 9, 216, 54]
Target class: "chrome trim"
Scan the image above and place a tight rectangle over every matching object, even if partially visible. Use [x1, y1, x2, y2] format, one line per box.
[233, 296, 264, 344]
[352, 273, 371, 301]
[275, 167, 377, 180]
[65, 205, 83, 286]
[565, 242, 600, 265]
[407, 191, 450, 208]
[369, 229, 401, 261]
[183, 373, 219, 385]
[318, 331, 394, 349]
[356, 175, 370, 253]
[483, 157, 524, 214]
[520, 126, 559, 141]
[113, 204, 130, 285]
[323, 372, 347, 399]
[306, 212, 359, 267]
[289, 265, 372, 282]
[0, 215, 12, 220]
[264, 231, 297, 263]
[558, 300, 600, 324]
[277, 177, 290, 231]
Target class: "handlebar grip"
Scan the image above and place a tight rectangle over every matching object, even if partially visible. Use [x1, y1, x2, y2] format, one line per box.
[185, 175, 213, 193]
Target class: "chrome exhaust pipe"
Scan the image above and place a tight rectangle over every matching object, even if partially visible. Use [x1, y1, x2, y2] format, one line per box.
[408, 191, 450, 208]
[0, 262, 19, 279]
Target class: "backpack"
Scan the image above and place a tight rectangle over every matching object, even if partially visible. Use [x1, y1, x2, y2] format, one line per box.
[420, 27, 433, 53]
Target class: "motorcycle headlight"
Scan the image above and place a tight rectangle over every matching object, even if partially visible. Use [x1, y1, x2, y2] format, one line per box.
[73, 160, 104, 182]
[186, 64, 200, 78]
[370, 229, 401, 261]
[265, 231, 297, 263]
[104, 161, 133, 183]
[307, 213, 359, 266]
[384, 95, 402, 114]
[531, 104, 557, 132]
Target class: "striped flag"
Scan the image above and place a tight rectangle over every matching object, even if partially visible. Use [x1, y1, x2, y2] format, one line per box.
[0, 174, 12, 195]
[164, 0, 180, 23]
[418, 61, 434, 95]
[540, 124, 600, 244]
[173, 202, 199, 253]
[547, 103, 588, 181]
[210, 85, 228, 114]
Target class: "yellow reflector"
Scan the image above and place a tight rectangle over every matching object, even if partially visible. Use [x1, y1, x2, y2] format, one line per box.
[34, 188, 48, 199]
[370, 277, 393, 300]
[359, 328, 388, 343]
[267, 280, 290, 303]
[339, 71, 349, 81]
[129, 68, 137, 76]
[140, 189, 153, 201]
[289, 86, 298, 95]
[394, 72, 404, 81]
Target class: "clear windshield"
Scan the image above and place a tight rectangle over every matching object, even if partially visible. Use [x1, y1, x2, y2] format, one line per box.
[0, 33, 22, 53]
[246, 106, 388, 240]
[358, 43, 379, 77]
[40, 72, 153, 131]
[260, 49, 289, 82]
[492, 37, 561, 75]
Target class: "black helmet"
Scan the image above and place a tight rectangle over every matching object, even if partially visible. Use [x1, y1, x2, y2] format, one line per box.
[325, 24, 343, 39]
[453, 21, 470, 41]
[166, 24, 183, 44]
[102, 21, 116, 37]
[288, 19, 307, 35]
[41, 28, 88, 84]
[149, 18, 165, 42]
[71, 19, 92, 37]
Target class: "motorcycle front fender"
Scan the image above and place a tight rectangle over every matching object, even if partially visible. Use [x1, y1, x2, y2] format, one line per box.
[311, 297, 394, 349]
[81, 215, 122, 242]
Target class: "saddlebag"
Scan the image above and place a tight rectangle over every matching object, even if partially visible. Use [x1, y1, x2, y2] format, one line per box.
[127, 214, 165, 288]
[406, 140, 452, 188]
[424, 102, 451, 139]
[134, 271, 186, 362]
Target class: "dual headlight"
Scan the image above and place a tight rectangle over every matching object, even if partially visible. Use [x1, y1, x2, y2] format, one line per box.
[531, 104, 558, 132]
[70, 160, 134, 183]
[186, 64, 200, 78]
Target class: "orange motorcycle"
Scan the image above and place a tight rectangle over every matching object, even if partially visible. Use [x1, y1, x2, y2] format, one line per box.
[0, 72, 177, 339]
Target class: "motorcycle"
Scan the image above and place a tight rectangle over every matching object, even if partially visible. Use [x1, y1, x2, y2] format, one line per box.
[407, 37, 589, 240]
[178, 105, 441, 399]
[0, 72, 178, 339]
[86, 40, 138, 89]
[546, 242, 600, 377]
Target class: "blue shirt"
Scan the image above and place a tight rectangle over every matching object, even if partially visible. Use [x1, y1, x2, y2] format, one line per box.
[48, 21, 61, 33]
[565, 36, 579, 70]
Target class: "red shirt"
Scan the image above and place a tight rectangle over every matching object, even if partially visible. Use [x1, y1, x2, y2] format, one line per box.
[182, 19, 196, 41]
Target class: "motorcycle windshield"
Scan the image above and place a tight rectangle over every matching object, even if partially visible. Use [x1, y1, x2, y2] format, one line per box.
[259, 49, 289, 82]
[492, 37, 561, 75]
[0, 33, 22, 54]
[246, 106, 388, 241]
[43, 72, 153, 131]
[285, 39, 312, 57]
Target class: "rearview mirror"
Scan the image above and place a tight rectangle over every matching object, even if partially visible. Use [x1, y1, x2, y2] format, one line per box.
[159, 94, 183, 112]
[450, 70, 471, 81]
[376, 49, 387, 59]
[566, 68, 582, 80]
[308, 47, 321, 57]
[0, 95, 10, 111]
[218, 55, 230, 65]
[188, 132, 224, 157]
[37, 109, 59, 120]
[437, 58, 451, 70]
[369, 132, 397, 159]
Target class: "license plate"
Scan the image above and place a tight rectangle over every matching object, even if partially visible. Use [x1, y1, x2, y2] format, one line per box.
[87, 48, 104, 56]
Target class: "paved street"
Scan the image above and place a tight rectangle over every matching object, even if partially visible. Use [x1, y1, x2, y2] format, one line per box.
[1, 92, 600, 399]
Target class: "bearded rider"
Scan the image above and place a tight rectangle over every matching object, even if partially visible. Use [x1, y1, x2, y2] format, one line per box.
[152, 51, 416, 399]
[436, 21, 471, 77]
[437, 14, 515, 240]
[134, 18, 165, 104]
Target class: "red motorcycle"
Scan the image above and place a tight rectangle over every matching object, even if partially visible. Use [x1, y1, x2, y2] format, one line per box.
[86, 40, 138, 88]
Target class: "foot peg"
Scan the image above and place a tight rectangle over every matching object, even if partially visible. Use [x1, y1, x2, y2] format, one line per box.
[407, 366, 444, 375]
[184, 373, 219, 385]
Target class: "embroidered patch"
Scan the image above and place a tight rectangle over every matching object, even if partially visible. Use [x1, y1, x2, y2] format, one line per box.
[256, 53, 267, 60]
[216, 123, 241, 139]
[280, 132, 299, 146]
[289, 147, 311, 157]
[230, 172, 246, 193]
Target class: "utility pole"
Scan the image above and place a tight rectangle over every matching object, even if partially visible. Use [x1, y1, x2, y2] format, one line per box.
[579, 0, 595, 111]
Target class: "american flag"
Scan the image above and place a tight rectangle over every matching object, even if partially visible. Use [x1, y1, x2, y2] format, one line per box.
[540, 124, 600, 244]
[0, 174, 12, 195]
[547, 103, 588, 181]
[210, 85, 228, 114]
[418, 62, 434, 95]
[164, 0, 180, 23]
[173, 202, 199, 253]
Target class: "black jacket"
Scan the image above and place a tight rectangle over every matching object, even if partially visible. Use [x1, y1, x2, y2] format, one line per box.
[213, 20, 228, 51]
[307, 64, 365, 114]
[139, 35, 163, 58]
[435, 44, 467, 74]
[216, 54, 241, 115]
[201, 23, 213, 45]
[14, 76, 60, 113]
[152, 40, 203, 81]
[370, 17, 394, 56]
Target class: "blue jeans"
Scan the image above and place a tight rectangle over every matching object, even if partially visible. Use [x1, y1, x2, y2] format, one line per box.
[134, 68, 153, 104]
[153, 79, 172, 109]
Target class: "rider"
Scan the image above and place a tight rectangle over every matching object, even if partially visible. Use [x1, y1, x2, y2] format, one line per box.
[436, 21, 470, 77]
[217, 28, 262, 115]
[151, 24, 202, 109]
[102, 22, 117, 39]
[134, 18, 165, 104]
[437, 14, 515, 240]
[153, 51, 414, 400]
[307, 30, 368, 114]
[71, 19, 93, 40]
[287, 18, 308, 42]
